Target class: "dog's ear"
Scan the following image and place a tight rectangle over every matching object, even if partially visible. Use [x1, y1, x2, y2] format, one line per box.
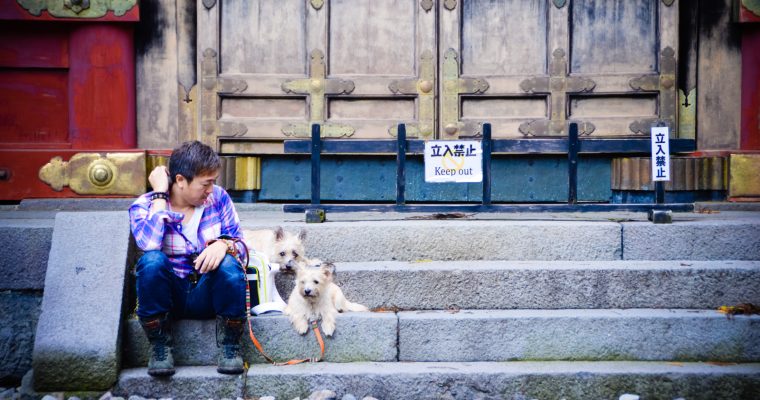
[274, 226, 284, 241]
[298, 229, 307, 241]
[321, 262, 336, 279]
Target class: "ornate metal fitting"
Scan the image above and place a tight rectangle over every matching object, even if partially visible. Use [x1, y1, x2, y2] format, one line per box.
[17, 0, 136, 18]
[420, 0, 433, 12]
[519, 120, 595, 137]
[629, 47, 677, 128]
[282, 123, 355, 138]
[678, 88, 696, 139]
[629, 119, 672, 135]
[39, 152, 146, 195]
[444, 0, 457, 11]
[387, 50, 436, 138]
[310, 0, 324, 10]
[662, 0, 675, 6]
[441, 48, 490, 137]
[64, 0, 90, 13]
[281, 49, 355, 124]
[519, 48, 595, 136]
[202, 0, 216, 9]
[553, 0, 567, 8]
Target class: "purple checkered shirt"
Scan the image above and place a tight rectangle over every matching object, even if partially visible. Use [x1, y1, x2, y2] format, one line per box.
[129, 185, 244, 278]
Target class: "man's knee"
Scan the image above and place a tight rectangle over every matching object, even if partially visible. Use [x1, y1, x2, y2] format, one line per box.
[136, 250, 169, 276]
[215, 255, 245, 284]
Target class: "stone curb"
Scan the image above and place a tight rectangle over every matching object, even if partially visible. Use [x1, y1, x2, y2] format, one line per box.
[398, 309, 760, 362]
[32, 212, 132, 391]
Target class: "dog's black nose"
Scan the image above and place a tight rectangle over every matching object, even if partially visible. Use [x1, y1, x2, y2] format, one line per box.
[304, 289, 311, 295]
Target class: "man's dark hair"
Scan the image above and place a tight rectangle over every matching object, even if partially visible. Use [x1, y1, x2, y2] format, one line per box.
[168, 141, 221, 184]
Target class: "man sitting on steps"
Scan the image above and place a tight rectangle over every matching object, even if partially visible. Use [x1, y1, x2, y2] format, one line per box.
[129, 140, 247, 377]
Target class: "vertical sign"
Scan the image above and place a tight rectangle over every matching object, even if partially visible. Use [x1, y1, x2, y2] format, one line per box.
[424, 141, 482, 183]
[651, 126, 671, 181]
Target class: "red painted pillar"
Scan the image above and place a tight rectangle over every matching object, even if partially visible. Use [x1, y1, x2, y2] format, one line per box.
[741, 25, 760, 150]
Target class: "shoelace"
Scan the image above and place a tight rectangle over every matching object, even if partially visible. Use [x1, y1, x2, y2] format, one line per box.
[152, 342, 168, 361]
[223, 344, 240, 358]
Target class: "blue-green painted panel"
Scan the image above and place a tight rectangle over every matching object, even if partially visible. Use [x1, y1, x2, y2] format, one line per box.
[259, 156, 611, 202]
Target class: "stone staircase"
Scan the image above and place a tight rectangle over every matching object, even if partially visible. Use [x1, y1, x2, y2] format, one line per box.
[116, 212, 760, 400]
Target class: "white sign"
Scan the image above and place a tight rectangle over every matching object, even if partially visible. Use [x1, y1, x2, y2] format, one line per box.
[424, 140, 482, 183]
[651, 126, 670, 181]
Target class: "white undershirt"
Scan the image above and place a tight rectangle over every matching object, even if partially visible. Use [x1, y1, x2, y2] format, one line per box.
[182, 205, 205, 250]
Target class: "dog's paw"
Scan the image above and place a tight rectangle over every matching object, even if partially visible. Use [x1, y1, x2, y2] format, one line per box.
[321, 321, 335, 336]
[293, 320, 309, 335]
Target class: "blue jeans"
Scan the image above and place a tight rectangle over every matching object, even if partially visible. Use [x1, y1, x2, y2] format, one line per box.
[135, 250, 246, 320]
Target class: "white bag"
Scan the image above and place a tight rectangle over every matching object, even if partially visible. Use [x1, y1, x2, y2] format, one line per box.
[246, 250, 287, 315]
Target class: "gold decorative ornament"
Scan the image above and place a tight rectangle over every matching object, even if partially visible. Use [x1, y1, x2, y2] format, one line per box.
[16, 0, 137, 18]
[39, 153, 146, 195]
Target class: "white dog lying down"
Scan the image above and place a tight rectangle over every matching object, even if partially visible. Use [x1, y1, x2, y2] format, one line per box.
[243, 227, 311, 272]
[284, 262, 369, 336]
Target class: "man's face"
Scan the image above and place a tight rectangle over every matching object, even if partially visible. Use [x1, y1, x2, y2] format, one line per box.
[179, 169, 219, 207]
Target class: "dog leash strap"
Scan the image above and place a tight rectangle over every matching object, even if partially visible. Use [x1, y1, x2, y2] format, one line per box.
[310, 320, 325, 361]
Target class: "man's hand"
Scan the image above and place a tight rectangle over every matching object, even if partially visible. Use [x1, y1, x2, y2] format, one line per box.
[195, 240, 228, 274]
[148, 166, 170, 193]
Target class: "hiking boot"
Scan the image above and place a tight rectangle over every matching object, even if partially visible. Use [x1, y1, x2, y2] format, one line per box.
[216, 316, 245, 374]
[139, 313, 175, 377]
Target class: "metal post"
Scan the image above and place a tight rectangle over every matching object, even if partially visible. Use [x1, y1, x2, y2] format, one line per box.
[396, 124, 406, 205]
[655, 181, 665, 204]
[482, 123, 492, 206]
[568, 122, 579, 204]
[311, 123, 321, 205]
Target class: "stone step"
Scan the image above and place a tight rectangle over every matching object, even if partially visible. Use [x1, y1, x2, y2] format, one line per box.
[240, 216, 760, 261]
[398, 309, 760, 362]
[123, 312, 398, 368]
[114, 362, 760, 400]
[278, 260, 760, 310]
[123, 310, 759, 368]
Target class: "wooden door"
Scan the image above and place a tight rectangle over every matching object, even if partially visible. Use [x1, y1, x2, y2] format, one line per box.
[441, 0, 679, 139]
[199, 0, 435, 154]
[199, 0, 679, 151]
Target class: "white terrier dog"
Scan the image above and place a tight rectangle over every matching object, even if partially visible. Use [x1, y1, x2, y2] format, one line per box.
[243, 227, 311, 272]
[284, 262, 369, 336]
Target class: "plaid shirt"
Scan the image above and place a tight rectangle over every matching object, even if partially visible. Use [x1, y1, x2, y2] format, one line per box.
[129, 185, 244, 278]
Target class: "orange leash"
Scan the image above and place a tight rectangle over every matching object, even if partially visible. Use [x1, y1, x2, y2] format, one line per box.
[247, 318, 325, 366]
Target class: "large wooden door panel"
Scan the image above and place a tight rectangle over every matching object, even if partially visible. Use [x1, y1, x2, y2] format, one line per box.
[200, 0, 434, 153]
